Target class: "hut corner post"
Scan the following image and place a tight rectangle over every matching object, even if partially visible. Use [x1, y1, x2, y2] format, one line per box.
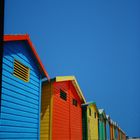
[0, 0, 4, 114]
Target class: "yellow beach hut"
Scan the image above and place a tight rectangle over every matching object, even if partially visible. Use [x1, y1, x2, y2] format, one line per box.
[82, 102, 99, 140]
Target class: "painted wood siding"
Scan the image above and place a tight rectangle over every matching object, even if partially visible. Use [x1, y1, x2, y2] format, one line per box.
[120, 132, 123, 140]
[90, 105, 98, 140]
[82, 104, 98, 140]
[99, 120, 106, 140]
[118, 129, 120, 140]
[120, 132, 122, 140]
[113, 126, 115, 140]
[82, 107, 88, 140]
[110, 124, 114, 140]
[52, 81, 70, 140]
[40, 82, 52, 140]
[106, 122, 110, 140]
[122, 133, 126, 140]
[70, 82, 82, 140]
[0, 41, 41, 140]
[42, 80, 83, 140]
[114, 127, 118, 140]
[87, 106, 94, 140]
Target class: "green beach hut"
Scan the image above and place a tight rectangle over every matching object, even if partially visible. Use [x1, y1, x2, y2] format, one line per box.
[98, 109, 106, 140]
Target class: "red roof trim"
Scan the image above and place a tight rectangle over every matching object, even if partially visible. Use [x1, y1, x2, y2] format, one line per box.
[4, 34, 50, 81]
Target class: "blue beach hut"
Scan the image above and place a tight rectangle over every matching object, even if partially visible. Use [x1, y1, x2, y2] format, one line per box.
[0, 34, 50, 139]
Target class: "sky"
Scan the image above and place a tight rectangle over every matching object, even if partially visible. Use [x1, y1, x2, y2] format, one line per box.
[4, 0, 140, 137]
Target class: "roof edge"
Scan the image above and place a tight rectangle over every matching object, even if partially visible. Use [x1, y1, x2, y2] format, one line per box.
[82, 101, 98, 112]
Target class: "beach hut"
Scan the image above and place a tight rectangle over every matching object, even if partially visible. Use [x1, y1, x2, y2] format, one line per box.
[117, 125, 120, 140]
[106, 115, 110, 140]
[40, 76, 86, 140]
[113, 122, 115, 140]
[0, 34, 50, 139]
[114, 122, 118, 140]
[110, 119, 114, 140]
[81, 102, 99, 140]
[98, 109, 106, 140]
[110, 120, 114, 140]
[118, 128, 121, 140]
[120, 129, 124, 140]
[118, 127, 121, 140]
[121, 130, 126, 140]
[112, 121, 116, 140]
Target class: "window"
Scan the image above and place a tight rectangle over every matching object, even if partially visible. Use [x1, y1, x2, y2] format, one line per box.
[94, 112, 96, 118]
[13, 60, 30, 82]
[72, 99, 77, 107]
[60, 90, 67, 101]
[89, 108, 92, 116]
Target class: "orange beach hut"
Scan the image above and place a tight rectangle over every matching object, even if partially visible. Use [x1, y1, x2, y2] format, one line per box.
[110, 119, 114, 140]
[40, 76, 86, 140]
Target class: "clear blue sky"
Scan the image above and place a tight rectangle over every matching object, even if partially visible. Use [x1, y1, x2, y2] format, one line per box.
[4, 0, 140, 137]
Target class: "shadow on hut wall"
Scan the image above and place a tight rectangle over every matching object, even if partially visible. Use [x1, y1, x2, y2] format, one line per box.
[41, 82, 52, 119]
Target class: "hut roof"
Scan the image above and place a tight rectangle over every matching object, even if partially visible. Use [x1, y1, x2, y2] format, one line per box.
[49, 76, 86, 103]
[81, 101, 98, 112]
[4, 34, 50, 80]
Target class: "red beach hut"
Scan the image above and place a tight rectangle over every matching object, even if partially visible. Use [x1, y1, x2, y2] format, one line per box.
[40, 76, 86, 140]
